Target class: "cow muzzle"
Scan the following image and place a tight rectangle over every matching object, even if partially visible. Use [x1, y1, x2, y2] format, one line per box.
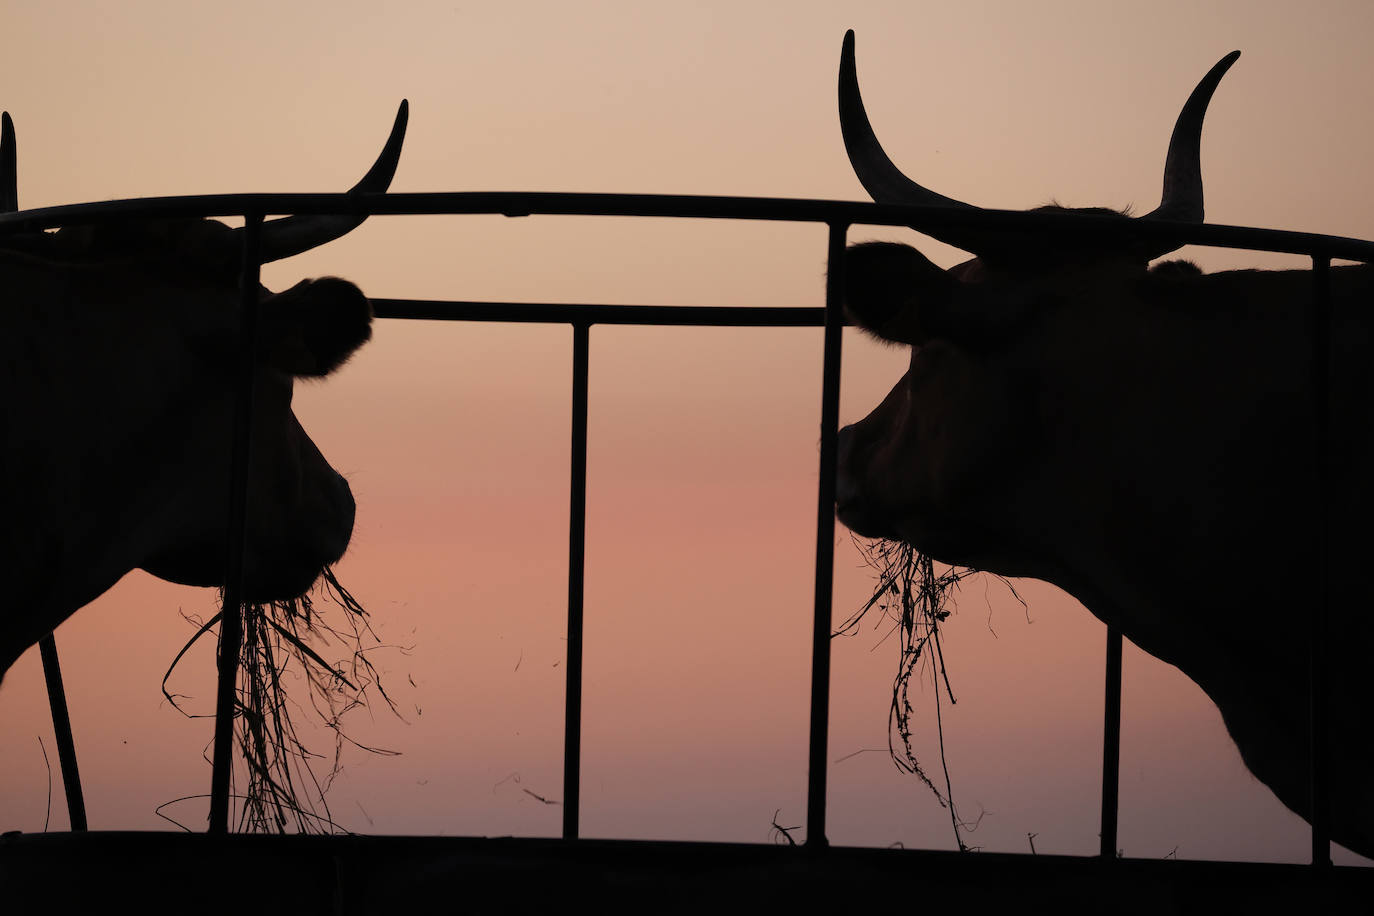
[835, 423, 900, 541]
[237, 468, 355, 602]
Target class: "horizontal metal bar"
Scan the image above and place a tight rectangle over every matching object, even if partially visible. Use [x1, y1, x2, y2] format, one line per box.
[371, 299, 830, 326]
[2, 191, 1372, 262]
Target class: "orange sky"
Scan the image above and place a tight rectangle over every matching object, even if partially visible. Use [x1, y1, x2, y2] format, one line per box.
[2, 0, 1373, 863]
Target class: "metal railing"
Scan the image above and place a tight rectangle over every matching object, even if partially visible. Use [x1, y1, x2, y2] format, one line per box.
[4, 191, 1371, 863]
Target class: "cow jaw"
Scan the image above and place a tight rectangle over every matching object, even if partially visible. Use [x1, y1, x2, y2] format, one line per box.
[138, 458, 356, 603]
[122, 278, 372, 604]
[837, 339, 1026, 569]
[135, 372, 362, 603]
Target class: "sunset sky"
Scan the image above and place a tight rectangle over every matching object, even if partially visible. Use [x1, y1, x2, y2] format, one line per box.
[2, 0, 1373, 865]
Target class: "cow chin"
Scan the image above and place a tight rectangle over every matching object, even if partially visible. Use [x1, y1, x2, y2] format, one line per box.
[240, 554, 332, 604]
[835, 499, 903, 543]
[138, 554, 319, 602]
[139, 532, 349, 604]
[140, 463, 357, 602]
[837, 495, 1010, 573]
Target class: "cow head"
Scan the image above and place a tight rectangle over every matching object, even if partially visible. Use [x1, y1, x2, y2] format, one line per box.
[834, 33, 1239, 582]
[828, 36, 1374, 859]
[0, 102, 406, 679]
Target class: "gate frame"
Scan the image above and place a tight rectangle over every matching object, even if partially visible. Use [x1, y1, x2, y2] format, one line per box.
[3, 190, 1369, 864]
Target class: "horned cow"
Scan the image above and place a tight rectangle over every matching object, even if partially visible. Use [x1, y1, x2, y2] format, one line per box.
[0, 102, 407, 682]
[832, 31, 1374, 857]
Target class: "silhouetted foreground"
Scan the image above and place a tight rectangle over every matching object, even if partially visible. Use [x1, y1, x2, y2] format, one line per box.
[835, 29, 1374, 858]
[1, 831, 1368, 914]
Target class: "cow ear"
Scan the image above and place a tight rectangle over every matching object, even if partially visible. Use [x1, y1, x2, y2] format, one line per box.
[258, 278, 373, 377]
[842, 242, 960, 345]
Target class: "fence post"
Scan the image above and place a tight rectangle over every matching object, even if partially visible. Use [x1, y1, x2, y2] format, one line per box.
[39, 635, 87, 831]
[1310, 255, 1332, 868]
[207, 212, 263, 834]
[563, 320, 590, 840]
[1, 110, 87, 833]
[1099, 627, 1122, 857]
[806, 222, 848, 847]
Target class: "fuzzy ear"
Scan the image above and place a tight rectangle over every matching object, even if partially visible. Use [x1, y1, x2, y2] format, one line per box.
[842, 241, 960, 345]
[258, 277, 373, 377]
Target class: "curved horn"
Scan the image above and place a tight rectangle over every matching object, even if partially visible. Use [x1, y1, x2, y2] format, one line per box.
[839, 33, 1240, 263]
[839, 31, 976, 211]
[252, 99, 409, 264]
[1141, 51, 1239, 226]
[840, 31, 1006, 257]
[1, 112, 16, 213]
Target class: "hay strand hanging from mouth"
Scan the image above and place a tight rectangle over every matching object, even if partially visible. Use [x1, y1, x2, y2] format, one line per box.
[161, 567, 402, 834]
[837, 536, 980, 849]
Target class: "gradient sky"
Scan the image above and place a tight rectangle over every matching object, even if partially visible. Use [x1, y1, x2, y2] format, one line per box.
[2, 0, 1373, 864]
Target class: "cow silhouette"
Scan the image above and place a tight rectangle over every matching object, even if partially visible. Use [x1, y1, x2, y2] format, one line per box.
[0, 102, 407, 682]
[833, 31, 1374, 857]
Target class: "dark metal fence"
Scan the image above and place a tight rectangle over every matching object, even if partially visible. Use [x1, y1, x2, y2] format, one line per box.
[4, 191, 1371, 863]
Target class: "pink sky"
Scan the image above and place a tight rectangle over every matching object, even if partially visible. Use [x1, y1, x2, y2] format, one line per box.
[2, 0, 1373, 864]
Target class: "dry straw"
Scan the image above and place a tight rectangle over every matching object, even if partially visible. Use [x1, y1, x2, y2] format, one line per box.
[840, 536, 1016, 850]
[160, 568, 401, 833]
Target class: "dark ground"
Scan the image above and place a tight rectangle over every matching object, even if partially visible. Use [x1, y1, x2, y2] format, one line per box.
[3, 831, 1370, 914]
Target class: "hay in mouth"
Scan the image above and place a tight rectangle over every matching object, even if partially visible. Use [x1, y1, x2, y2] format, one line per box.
[160, 567, 403, 833]
[839, 536, 998, 849]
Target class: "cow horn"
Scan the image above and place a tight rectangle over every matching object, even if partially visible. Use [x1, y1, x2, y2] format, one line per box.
[1, 111, 16, 213]
[839, 32, 1023, 258]
[839, 31, 976, 212]
[1137, 51, 1239, 255]
[250, 99, 408, 264]
[840, 32, 1240, 262]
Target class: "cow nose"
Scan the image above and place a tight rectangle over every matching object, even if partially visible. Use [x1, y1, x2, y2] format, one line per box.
[307, 469, 356, 562]
[331, 471, 356, 533]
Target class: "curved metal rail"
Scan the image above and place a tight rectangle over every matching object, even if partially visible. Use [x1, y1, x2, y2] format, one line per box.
[4, 191, 1374, 262]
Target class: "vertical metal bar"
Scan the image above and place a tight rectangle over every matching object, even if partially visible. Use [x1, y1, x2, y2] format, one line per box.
[1, 111, 16, 215]
[805, 222, 847, 847]
[1310, 254, 1332, 867]
[1099, 627, 1122, 858]
[563, 320, 590, 840]
[208, 212, 264, 834]
[38, 634, 87, 831]
[0, 109, 83, 833]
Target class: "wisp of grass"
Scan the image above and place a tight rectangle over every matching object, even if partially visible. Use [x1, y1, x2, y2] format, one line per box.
[837, 536, 983, 850]
[160, 567, 401, 833]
